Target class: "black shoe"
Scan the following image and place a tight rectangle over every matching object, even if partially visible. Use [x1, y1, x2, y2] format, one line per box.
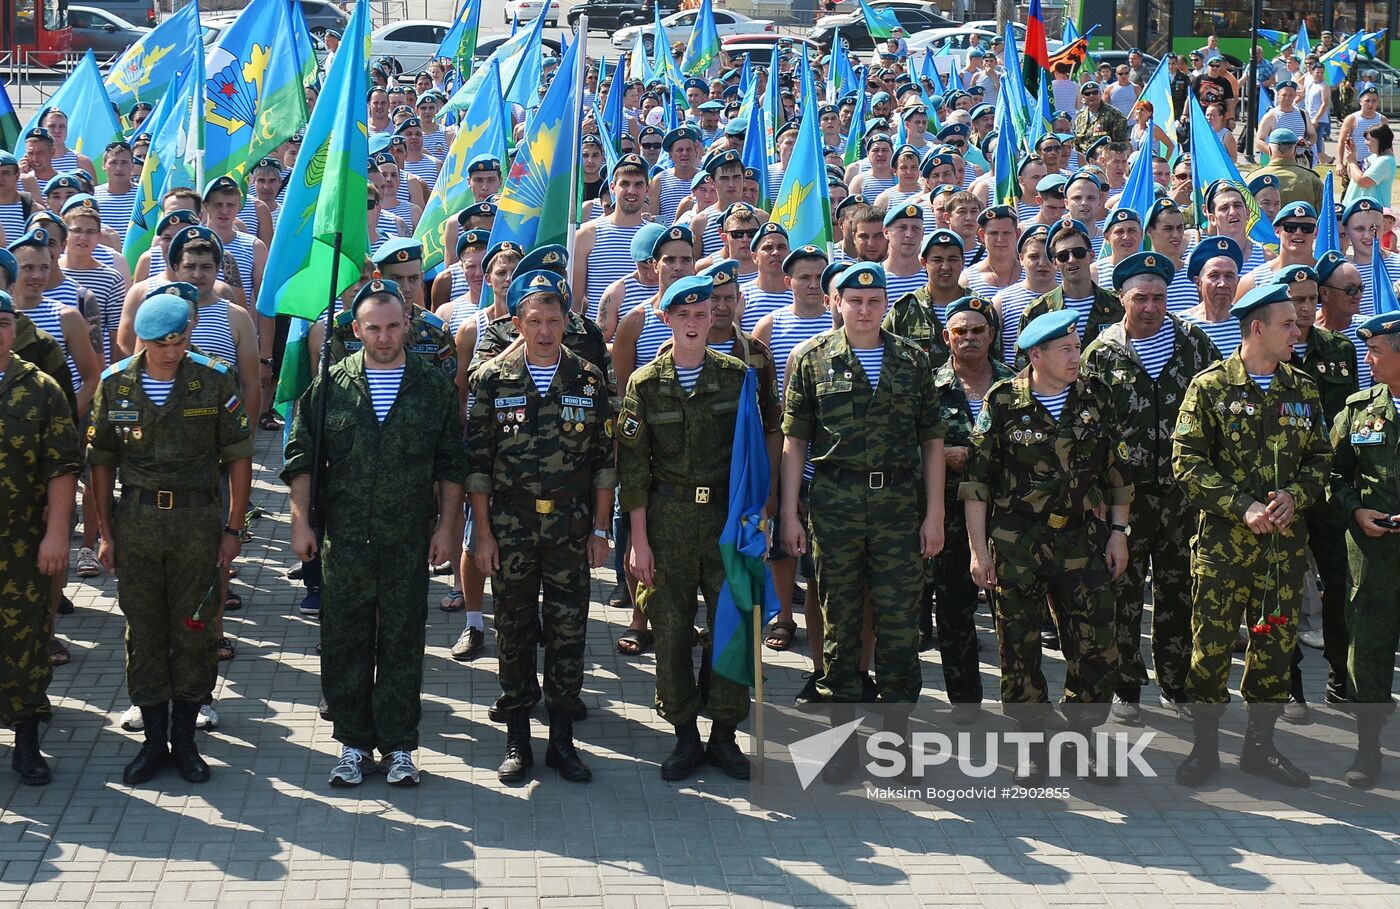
[169, 701, 210, 783]
[705, 723, 751, 779]
[950, 702, 982, 725]
[318, 697, 332, 720]
[569, 699, 588, 721]
[544, 709, 591, 782]
[1069, 726, 1116, 785]
[122, 703, 170, 785]
[1326, 669, 1351, 706]
[1346, 714, 1385, 789]
[11, 716, 50, 786]
[1176, 709, 1221, 787]
[794, 672, 825, 706]
[1240, 709, 1310, 788]
[287, 565, 305, 580]
[918, 631, 935, 652]
[861, 672, 878, 702]
[605, 585, 630, 608]
[1040, 625, 1060, 651]
[497, 709, 534, 783]
[57, 595, 74, 615]
[660, 718, 705, 781]
[488, 699, 509, 724]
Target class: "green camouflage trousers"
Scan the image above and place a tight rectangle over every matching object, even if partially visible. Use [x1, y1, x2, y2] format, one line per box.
[491, 501, 590, 714]
[1186, 534, 1303, 704]
[808, 471, 924, 703]
[636, 498, 749, 728]
[0, 528, 54, 725]
[1345, 531, 1400, 706]
[112, 501, 220, 707]
[1113, 483, 1193, 694]
[988, 515, 1117, 716]
[932, 514, 983, 703]
[322, 535, 430, 753]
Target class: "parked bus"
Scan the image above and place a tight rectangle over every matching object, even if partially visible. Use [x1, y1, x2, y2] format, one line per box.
[0, 0, 73, 68]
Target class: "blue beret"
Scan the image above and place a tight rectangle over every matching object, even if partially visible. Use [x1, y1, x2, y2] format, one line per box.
[697, 101, 724, 113]
[1203, 179, 1245, 209]
[135, 294, 192, 342]
[22, 127, 51, 143]
[506, 269, 569, 316]
[1273, 201, 1317, 226]
[969, 103, 993, 120]
[978, 204, 1017, 226]
[1230, 282, 1293, 319]
[1343, 198, 1382, 223]
[639, 125, 663, 140]
[701, 258, 740, 287]
[883, 202, 924, 227]
[782, 245, 827, 274]
[721, 201, 758, 223]
[467, 154, 500, 174]
[704, 149, 742, 174]
[147, 281, 199, 305]
[0, 248, 16, 282]
[1146, 197, 1182, 226]
[372, 237, 423, 266]
[155, 209, 200, 235]
[662, 126, 701, 150]
[42, 173, 82, 195]
[202, 174, 242, 199]
[1359, 85, 1380, 98]
[1187, 235, 1244, 279]
[457, 200, 497, 226]
[690, 170, 712, 190]
[368, 134, 393, 155]
[936, 124, 970, 142]
[482, 240, 524, 272]
[871, 91, 891, 105]
[819, 260, 847, 293]
[1066, 169, 1105, 192]
[1018, 309, 1079, 350]
[1036, 174, 1068, 195]
[723, 117, 748, 136]
[1045, 217, 1092, 250]
[651, 224, 693, 259]
[1315, 249, 1348, 286]
[0, 290, 11, 315]
[834, 193, 868, 221]
[352, 277, 404, 311]
[944, 295, 995, 325]
[1017, 224, 1050, 254]
[1247, 173, 1281, 195]
[1084, 136, 1111, 158]
[59, 193, 99, 217]
[684, 77, 707, 91]
[456, 227, 490, 255]
[0, 152, 16, 168]
[1357, 312, 1400, 339]
[833, 262, 885, 291]
[749, 220, 788, 253]
[1267, 127, 1299, 145]
[1034, 134, 1065, 151]
[1112, 251, 1175, 289]
[7, 226, 49, 252]
[627, 223, 666, 264]
[922, 228, 964, 256]
[517, 244, 568, 275]
[370, 150, 395, 167]
[660, 274, 714, 312]
[394, 116, 423, 134]
[1273, 264, 1320, 287]
[168, 224, 222, 263]
[1105, 207, 1141, 229]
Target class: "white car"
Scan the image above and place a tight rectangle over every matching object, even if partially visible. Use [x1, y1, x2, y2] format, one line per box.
[369, 20, 452, 70]
[504, 0, 558, 28]
[611, 8, 774, 51]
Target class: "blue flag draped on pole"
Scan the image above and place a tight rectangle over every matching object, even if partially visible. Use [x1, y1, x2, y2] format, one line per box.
[18, 51, 122, 176]
[1188, 90, 1277, 246]
[770, 44, 832, 250]
[710, 369, 781, 687]
[1315, 171, 1339, 257]
[1375, 238, 1400, 314]
[741, 97, 772, 211]
[103, 0, 200, 111]
[1118, 113, 1156, 224]
[1295, 23, 1311, 58]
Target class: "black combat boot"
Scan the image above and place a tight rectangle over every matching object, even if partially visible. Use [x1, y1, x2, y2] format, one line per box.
[1240, 705, 1310, 787]
[1175, 707, 1221, 787]
[544, 709, 591, 782]
[122, 702, 170, 785]
[11, 716, 50, 786]
[497, 708, 534, 783]
[660, 717, 705, 781]
[169, 701, 210, 783]
[705, 722, 751, 779]
[1345, 712, 1385, 789]
[1326, 665, 1351, 706]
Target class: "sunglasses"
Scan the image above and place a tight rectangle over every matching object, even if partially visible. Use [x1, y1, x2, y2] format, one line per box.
[367, 200, 377, 210]
[1041, 144, 1063, 153]
[1053, 246, 1091, 263]
[641, 142, 661, 150]
[1279, 222, 1317, 235]
[727, 228, 758, 238]
[948, 324, 988, 336]
[1329, 282, 1364, 296]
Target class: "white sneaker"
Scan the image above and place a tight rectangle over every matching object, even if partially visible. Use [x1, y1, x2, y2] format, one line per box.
[382, 750, 420, 786]
[328, 746, 374, 786]
[119, 704, 143, 731]
[76, 547, 101, 578]
[196, 704, 219, 729]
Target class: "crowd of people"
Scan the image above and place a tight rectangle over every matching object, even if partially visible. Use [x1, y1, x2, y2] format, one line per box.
[3, 15, 1400, 799]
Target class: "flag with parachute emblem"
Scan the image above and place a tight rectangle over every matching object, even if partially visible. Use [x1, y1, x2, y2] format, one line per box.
[441, 1, 547, 116]
[103, 0, 199, 111]
[0, 80, 20, 153]
[770, 45, 831, 250]
[682, 0, 722, 77]
[436, 0, 482, 83]
[857, 0, 899, 41]
[289, 0, 321, 89]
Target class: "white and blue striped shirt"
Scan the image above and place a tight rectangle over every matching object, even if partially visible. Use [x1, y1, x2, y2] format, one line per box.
[675, 363, 704, 391]
[963, 266, 1019, 300]
[883, 269, 926, 303]
[28, 291, 81, 390]
[526, 358, 559, 394]
[1339, 318, 1375, 389]
[1250, 372, 1274, 393]
[1245, 260, 1276, 288]
[1129, 321, 1176, 381]
[587, 220, 644, 323]
[1181, 311, 1241, 359]
[852, 346, 883, 388]
[94, 184, 137, 241]
[1166, 265, 1198, 313]
[617, 275, 657, 326]
[0, 200, 26, 243]
[1063, 293, 1097, 332]
[142, 374, 175, 406]
[993, 282, 1045, 362]
[635, 304, 672, 365]
[656, 170, 693, 224]
[402, 154, 440, 192]
[1033, 388, 1070, 420]
[769, 307, 835, 396]
[738, 280, 792, 334]
[190, 301, 238, 367]
[366, 365, 405, 422]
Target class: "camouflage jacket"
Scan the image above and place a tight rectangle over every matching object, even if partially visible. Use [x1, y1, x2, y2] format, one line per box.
[87, 351, 253, 492]
[282, 351, 465, 542]
[469, 311, 616, 405]
[1080, 315, 1220, 488]
[13, 312, 75, 419]
[933, 357, 1014, 511]
[331, 304, 458, 379]
[465, 346, 616, 501]
[782, 328, 945, 473]
[1071, 102, 1129, 150]
[0, 354, 81, 538]
[1018, 284, 1124, 359]
[1329, 383, 1400, 517]
[659, 329, 782, 432]
[1288, 325, 1359, 426]
[961, 369, 1133, 520]
[1172, 351, 1332, 556]
[882, 286, 952, 369]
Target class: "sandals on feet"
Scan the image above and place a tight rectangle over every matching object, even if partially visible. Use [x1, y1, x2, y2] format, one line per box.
[50, 637, 70, 666]
[217, 637, 236, 661]
[439, 590, 466, 612]
[617, 629, 654, 656]
[764, 619, 798, 652]
[223, 592, 243, 611]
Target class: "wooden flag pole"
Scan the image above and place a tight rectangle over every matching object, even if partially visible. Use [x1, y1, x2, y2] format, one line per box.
[753, 569, 764, 782]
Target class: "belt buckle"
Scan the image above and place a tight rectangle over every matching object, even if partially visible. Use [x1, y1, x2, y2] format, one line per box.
[156, 490, 174, 510]
[868, 471, 885, 489]
[694, 486, 711, 505]
[1048, 512, 1067, 530]
[535, 498, 555, 514]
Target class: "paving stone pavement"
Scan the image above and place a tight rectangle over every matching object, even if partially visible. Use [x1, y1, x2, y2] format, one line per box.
[5, 430, 1400, 908]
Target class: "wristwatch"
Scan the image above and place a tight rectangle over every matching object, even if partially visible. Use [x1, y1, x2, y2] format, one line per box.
[259, 357, 274, 366]
[222, 525, 244, 539]
[1110, 523, 1131, 537]
[592, 528, 613, 542]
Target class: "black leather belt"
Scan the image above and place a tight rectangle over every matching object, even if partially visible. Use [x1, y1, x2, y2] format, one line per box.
[124, 488, 217, 510]
[822, 466, 917, 489]
[651, 481, 726, 505]
[505, 488, 589, 514]
[1008, 508, 1090, 530]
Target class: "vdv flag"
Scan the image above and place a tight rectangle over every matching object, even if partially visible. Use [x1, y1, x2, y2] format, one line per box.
[1315, 170, 1339, 257]
[771, 45, 832, 250]
[104, 0, 200, 111]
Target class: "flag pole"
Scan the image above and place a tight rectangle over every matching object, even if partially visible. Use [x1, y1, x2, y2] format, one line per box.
[753, 570, 765, 782]
[307, 231, 346, 530]
[565, 14, 588, 282]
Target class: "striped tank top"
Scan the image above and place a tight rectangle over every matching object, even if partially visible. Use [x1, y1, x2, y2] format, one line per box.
[65, 263, 125, 363]
[963, 266, 1019, 300]
[617, 275, 656, 325]
[388, 196, 415, 231]
[403, 154, 440, 192]
[635, 304, 672, 365]
[737, 280, 792, 334]
[767, 164, 785, 202]
[994, 283, 1043, 362]
[94, 185, 136, 241]
[1341, 318, 1375, 389]
[0, 200, 26, 244]
[656, 170, 693, 224]
[1165, 262, 1198, 313]
[884, 269, 926, 302]
[223, 231, 257, 304]
[1274, 107, 1307, 143]
[1354, 113, 1383, 166]
[699, 209, 725, 258]
[1181, 311, 1241, 358]
[237, 197, 260, 238]
[883, 186, 922, 208]
[190, 300, 238, 367]
[960, 163, 977, 192]
[768, 307, 834, 396]
[1245, 260, 1276, 289]
[861, 173, 897, 197]
[422, 130, 450, 158]
[586, 220, 644, 323]
[25, 296, 79, 389]
[51, 151, 79, 174]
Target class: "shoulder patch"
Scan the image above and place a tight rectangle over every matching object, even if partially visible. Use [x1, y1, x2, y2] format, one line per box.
[101, 355, 135, 381]
[189, 351, 230, 374]
[333, 310, 354, 327]
[419, 311, 446, 329]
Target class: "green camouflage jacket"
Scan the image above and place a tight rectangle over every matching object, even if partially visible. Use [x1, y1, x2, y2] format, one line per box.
[882, 286, 952, 369]
[934, 357, 1014, 512]
[469, 311, 616, 405]
[1329, 383, 1400, 518]
[0, 355, 81, 538]
[1018, 284, 1124, 358]
[331, 304, 458, 379]
[1288, 325, 1360, 426]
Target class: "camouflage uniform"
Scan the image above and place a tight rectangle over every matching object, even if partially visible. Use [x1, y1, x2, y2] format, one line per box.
[0, 355, 80, 725]
[783, 329, 946, 703]
[932, 357, 1013, 703]
[1289, 325, 1360, 696]
[960, 370, 1131, 716]
[1328, 386, 1400, 705]
[87, 352, 253, 706]
[1172, 352, 1332, 704]
[1080, 316, 1219, 696]
[882, 287, 952, 369]
[659, 330, 780, 425]
[617, 349, 777, 728]
[1071, 102, 1129, 149]
[330, 304, 458, 378]
[466, 348, 615, 714]
[1018, 285, 1124, 356]
[470, 312, 616, 403]
[282, 351, 465, 753]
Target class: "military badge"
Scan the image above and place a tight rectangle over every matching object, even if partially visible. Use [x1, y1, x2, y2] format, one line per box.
[620, 414, 641, 439]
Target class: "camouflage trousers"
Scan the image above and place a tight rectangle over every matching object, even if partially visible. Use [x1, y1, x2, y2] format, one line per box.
[1186, 525, 1306, 704]
[322, 534, 430, 753]
[1112, 482, 1193, 694]
[988, 513, 1117, 719]
[0, 526, 54, 725]
[491, 499, 590, 715]
[636, 497, 749, 728]
[112, 500, 220, 707]
[932, 513, 983, 703]
[1305, 499, 1351, 682]
[1345, 530, 1400, 706]
[808, 470, 924, 703]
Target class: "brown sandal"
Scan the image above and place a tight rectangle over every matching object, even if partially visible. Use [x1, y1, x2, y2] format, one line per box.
[764, 619, 797, 651]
